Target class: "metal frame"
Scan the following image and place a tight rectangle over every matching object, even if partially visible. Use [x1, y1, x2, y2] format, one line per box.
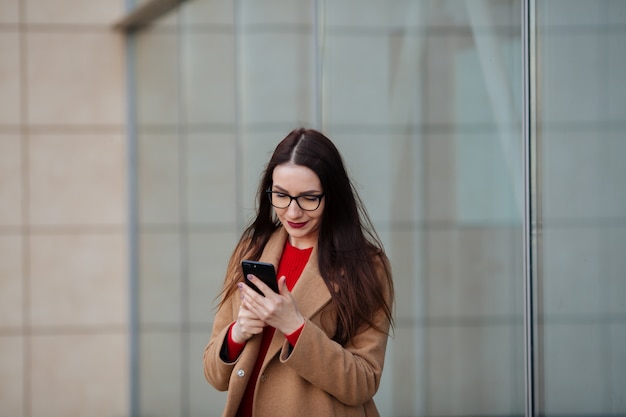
[522, 0, 537, 416]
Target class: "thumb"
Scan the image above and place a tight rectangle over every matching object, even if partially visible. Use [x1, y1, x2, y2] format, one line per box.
[278, 276, 289, 295]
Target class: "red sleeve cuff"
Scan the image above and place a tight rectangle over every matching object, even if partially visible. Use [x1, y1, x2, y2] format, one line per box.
[285, 322, 305, 346]
[226, 322, 246, 361]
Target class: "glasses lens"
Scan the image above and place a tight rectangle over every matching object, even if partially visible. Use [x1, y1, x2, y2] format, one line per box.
[296, 195, 321, 211]
[270, 192, 291, 209]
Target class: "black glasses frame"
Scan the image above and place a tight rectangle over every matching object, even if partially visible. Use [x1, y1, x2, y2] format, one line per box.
[265, 190, 324, 211]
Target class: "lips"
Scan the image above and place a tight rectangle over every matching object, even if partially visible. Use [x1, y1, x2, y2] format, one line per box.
[287, 221, 308, 229]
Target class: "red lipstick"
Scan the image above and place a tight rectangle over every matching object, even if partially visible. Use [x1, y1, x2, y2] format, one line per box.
[287, 221, 307, 229]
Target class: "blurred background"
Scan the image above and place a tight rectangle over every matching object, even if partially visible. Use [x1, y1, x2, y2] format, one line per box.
[0, 0, 624, 416]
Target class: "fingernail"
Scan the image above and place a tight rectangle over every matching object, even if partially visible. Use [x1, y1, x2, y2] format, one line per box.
[247, 274, 254, 280]
[237, 283, 243, 290]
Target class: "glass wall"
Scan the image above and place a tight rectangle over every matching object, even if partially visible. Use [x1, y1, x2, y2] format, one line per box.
[318, 2, 525, 416]
[534, 1, 626, 416]
[127, 1, 625, 416]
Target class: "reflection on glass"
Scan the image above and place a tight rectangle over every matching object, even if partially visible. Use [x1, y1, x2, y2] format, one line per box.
[536, 1, 626, 415]
[322, 1, 524, 415]
[132, 0, 526, 416]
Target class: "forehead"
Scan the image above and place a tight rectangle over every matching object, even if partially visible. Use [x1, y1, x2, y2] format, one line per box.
[272, 163, 322, 191]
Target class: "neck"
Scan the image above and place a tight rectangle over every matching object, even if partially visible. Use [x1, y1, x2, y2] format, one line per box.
[288, 236, 315, 249]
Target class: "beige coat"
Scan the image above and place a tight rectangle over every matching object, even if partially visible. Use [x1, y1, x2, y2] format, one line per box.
[204, 228, 393, 417]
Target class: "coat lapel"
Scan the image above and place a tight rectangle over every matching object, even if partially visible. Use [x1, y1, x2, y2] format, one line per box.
[290, 248, 332, 319]
[258, 228, 332, 369]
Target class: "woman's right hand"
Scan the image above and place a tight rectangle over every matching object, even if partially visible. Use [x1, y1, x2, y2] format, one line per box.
[231, 297, 266, 344]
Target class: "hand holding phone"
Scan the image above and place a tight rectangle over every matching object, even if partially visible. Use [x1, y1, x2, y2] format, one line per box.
[241, 260, 278, 296]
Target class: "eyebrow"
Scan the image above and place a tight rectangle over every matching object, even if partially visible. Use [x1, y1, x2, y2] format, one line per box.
[271, 185, 322, 195]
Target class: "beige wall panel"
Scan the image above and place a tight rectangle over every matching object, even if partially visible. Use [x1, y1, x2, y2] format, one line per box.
[30, 333, 128, 417]
[0, 336, 23, 417]
[28, 134, 126, 226]
[29, 233, 127, 327]
[25, 0, 124, 25]
[0, 0, 19, 24]
[0, 235, 23, 327]
[0, 33, 21, 125]
[0, 134, 22, 226]
[26, 32, 124, 126]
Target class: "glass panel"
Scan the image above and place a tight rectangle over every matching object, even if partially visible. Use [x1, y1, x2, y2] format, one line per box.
[535, 1, 626, 416]
[321, 1, 524, 416]
[131, 0, 525, 416]
[134, 9, 184, 417]
[237, 0, 317, 215]
[133, 1, 238, 414]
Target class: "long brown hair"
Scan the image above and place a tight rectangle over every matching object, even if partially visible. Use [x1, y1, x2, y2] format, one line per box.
[221, 128, 394, 345]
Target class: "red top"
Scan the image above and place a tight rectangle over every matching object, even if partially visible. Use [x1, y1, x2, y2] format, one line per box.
[226, 240, 313, 417]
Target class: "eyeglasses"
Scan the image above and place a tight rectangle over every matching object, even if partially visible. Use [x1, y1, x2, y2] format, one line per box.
[266, 190, 324, 211]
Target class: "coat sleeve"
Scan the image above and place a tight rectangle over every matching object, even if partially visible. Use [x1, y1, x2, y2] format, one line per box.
[203, 315, 236, 391]
[278, 257, 393, 407]
[203, 242, 248, 391]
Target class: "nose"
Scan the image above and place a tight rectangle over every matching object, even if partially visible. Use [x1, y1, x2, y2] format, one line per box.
[286, 199, 303, 216]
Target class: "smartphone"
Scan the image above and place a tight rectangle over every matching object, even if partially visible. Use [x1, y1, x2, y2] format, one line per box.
[241, 260, 278, 296]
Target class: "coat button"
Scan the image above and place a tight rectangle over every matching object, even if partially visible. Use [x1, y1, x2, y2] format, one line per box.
[260, 374, 267, 382]
[237, 369, 245, 378]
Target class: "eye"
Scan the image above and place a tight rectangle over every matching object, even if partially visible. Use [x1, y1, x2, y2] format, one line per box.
[301, 195, 319, 202]
[274, 192, 288, 198]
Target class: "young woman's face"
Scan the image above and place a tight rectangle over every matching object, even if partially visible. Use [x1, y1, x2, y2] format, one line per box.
[270, 163, 325, 249]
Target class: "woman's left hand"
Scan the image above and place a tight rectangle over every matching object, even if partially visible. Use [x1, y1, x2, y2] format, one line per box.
[239, 275, 305, 335]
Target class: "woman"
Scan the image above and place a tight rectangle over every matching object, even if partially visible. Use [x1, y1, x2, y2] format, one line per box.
[204, 128, 394, 417]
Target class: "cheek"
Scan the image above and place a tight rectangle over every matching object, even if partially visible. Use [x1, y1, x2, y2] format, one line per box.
[310, 210, 324, 224]
[315, 205, 325, 220]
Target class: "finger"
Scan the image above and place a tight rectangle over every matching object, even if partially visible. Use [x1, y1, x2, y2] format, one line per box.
[246, 274, 276, 297]
[277, 276, 288, 295]
[240, 283, 266, 309]
[240, 288, 269, 319]
[239, 283, 263, 311]
[238, 303, 256, 317]
[239, 320, 264, 335]
[237, 313, 265, 328]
